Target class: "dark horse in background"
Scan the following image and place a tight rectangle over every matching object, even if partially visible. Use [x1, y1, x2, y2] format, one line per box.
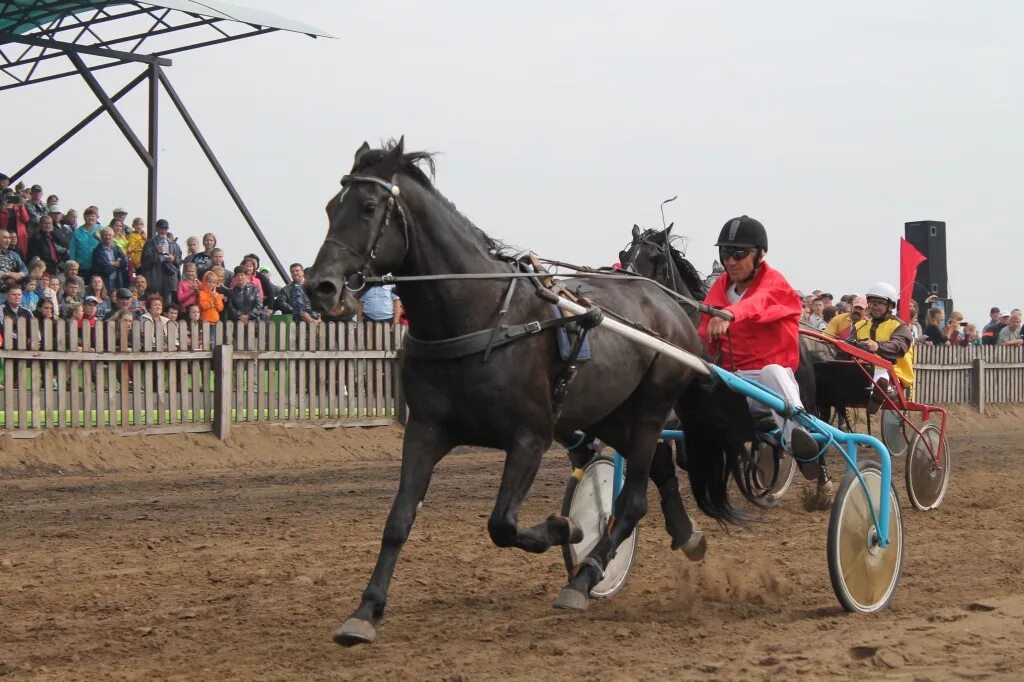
[619, 225, 829, 487]
[305, 139, 754, 646]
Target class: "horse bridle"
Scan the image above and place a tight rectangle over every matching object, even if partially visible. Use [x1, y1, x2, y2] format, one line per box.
[621, 232, 683, 296]
[325, 173, 409, 293]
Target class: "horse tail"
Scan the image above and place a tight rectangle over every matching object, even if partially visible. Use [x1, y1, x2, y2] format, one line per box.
[676, 372, 754, 525]
[795, 344, 818, 417]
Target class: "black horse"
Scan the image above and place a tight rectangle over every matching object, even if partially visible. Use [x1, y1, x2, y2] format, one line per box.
[305, 139, 754, 646]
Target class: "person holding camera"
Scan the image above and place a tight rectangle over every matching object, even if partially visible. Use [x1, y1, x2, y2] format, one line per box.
[1, 189, 30, 259]
[140, 218, 182, 304]
[92, 227, 130, 293]
[0, 229, 27, 286]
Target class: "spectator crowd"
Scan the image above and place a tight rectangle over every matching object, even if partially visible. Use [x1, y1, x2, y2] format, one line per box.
[0, 174, 406, 342]
[798, 289, 1023, 348]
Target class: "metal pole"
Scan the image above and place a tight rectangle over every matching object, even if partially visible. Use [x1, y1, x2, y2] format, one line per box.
[12, 70, 148, 181]
[156, 68, 289, 282]
[147, 63, 160, 237]
[67, 50, 154, 167]
[551, 297, 710, 375]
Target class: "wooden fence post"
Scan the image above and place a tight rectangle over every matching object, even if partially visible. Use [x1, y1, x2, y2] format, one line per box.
[972, 357, 986, 415]
[213, 344, 233, 440]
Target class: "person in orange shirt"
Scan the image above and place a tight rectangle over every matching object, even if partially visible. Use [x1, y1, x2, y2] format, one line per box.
[197, 270, 224, 323]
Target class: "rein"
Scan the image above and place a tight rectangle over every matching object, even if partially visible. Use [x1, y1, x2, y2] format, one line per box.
[334, 173, 409, 293]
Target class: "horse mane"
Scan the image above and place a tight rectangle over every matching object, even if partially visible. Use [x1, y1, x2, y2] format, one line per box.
[667, 241, 709, 301]
[356, 140, 514, 260]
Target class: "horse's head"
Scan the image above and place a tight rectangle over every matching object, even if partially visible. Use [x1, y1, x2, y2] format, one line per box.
[619, 223, 708, 302]
[305, 138, 415, 317]
[619, 224, 674, 280]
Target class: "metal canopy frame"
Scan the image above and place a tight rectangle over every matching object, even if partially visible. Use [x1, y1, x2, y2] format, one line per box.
[0, 1, 333, 280]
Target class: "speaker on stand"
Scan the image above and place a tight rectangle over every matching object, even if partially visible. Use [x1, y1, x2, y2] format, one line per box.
[905, 220, 950, 323]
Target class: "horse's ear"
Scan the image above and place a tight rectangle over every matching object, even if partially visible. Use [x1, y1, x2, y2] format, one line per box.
[632, 224, 641, 239]
[665, 222, 674, 236]
[352, 141, 371, 169]
[378, 136, 405, 178]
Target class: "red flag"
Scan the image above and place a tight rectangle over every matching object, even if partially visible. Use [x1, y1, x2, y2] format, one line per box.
[899, 237, 927, 322]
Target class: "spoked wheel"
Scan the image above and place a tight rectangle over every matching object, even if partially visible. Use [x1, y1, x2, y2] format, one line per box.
[561, 455, 638, 598]
[741, 439, 796, 506]
[905, 423, 951, 511]
[827, 461, 904, 613]
[880, 409, 909, 457]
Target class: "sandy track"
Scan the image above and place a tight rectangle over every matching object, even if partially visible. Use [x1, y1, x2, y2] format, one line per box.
[1, 419, 1023, 680]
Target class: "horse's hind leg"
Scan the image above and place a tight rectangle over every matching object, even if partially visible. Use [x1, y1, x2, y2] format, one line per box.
[650, 442, 706, 561]
[333, 419, 450, 647]
[488, 433, 583, 553]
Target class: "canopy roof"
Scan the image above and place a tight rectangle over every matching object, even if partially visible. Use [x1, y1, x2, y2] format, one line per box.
[0, 0, 334, 89]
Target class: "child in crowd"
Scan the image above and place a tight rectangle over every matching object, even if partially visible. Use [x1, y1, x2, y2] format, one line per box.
[126, 218, 146, 269]
[21, 278, 39, 312]
[62, 279, 82, 307]
[228, 266, 262, 322]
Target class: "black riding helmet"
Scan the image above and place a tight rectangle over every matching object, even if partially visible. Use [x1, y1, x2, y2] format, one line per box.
[716, 215, 768, 251]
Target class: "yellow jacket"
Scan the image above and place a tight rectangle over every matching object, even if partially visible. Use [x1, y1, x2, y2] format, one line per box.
[853, 316, 915, 387]
[126, 232, 146, 269]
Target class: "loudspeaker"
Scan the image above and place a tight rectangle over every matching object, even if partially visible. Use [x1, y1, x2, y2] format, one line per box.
[905, 219, 948, 299]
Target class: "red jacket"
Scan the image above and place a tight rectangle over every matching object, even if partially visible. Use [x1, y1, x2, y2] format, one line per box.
[698, 261, 802, 371]
[1, 204, 30, 259]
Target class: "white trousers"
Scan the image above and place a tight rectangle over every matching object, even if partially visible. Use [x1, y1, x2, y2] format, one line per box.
[736, 365, 804, 444]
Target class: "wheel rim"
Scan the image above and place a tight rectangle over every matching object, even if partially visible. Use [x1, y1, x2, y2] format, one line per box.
[565, 459, 637, 598]
[834, 468, 902, 611]
[881, 410, 909, 456]
[907, 424, 950, 510]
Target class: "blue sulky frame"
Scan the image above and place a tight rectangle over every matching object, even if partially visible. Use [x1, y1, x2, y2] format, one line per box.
[610, 367, 893, 548]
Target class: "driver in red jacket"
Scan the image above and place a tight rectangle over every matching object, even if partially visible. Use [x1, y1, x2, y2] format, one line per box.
[697, 215, 818, 461]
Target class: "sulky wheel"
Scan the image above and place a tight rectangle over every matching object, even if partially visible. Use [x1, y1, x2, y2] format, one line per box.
[743, 439, 796, 506]
[880, 409, 909, 457]
[827, 461, 904, 613]
[561, 455, 638, 598]
[905, 423, 951, 511]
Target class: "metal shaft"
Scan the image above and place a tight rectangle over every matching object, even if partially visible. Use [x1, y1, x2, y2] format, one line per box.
[551, 298, 710, 375]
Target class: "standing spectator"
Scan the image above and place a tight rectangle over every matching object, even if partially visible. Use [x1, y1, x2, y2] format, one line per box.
[239, 254, 265, 301]
[963, 323, 982, 346]
[140, 218, 181, 304]
[945, 311, 966, 346]
[110, 218, 129, 255]
[359, 283, 401, 324]
[0, 284, 34, 344]
[86, 275, 111, 318]
[92, 226, 130, 293]
[188, 232, 217, 276]
[140, 294, 169, 336]
[34, 297, 56, 322]
[130, 274, 148, 316]
[197, 270, 224, 323]
[104, 288, 135, 323]
[165, 305, 180, 323]
[176, 262, 201, 309]
[58, 260, 86, 293]
[126, 217, 146, 270]
[0, 173, 8, 192]
[61, 278, 83, 309]
[922, 307, 948, 346]
[181, 236, 202, 273]
[27, 215, 66, 274]
[982, 307, 1002, 345]
[111, 207, 128, 231]
[69, 206, 101, 277]
[0, 229, 27, 285]
[54, 207, 75, 246]
[227, 266, 261, 322]
[287, 263, 320, 324]
[826, 295, 867, 339]
[1, 190, 30, 258]
[21, 277, 40, 312]
[906, 299, 923, 339]
[997, 311, 1023, 346]
[806, 296, 827, 331]
[204, 248, 225, 278]
[81, 296, 101, 330]
[25, 184, 47, 237]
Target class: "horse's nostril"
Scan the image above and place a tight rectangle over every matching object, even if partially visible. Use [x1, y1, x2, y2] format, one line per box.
[315, 281, 338, 298]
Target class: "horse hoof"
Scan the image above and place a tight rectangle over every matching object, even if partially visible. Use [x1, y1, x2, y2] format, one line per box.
[333, 618, 377, 646]
[552, 586, 590, 612]
[681, 531, 707, 562]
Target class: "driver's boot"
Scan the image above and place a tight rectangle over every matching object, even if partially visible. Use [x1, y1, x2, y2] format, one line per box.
[658, 477, 706, 561]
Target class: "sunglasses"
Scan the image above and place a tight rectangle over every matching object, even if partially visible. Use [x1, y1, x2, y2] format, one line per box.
[719, 247, 752, 262]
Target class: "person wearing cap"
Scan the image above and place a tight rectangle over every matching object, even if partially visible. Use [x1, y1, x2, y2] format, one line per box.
[111, 207, 128, 227]
[81, 295, 101, 329]
[698, 215, 820, 462]
[141, 218, 181, 304]
[104, 287, 135, 323]
[981, 307, 1003, 345]
[0, 173, 9, 192]
[853, 282, 915, 411]
[825, 295, 867, 339]
[25, 184, 47, 238]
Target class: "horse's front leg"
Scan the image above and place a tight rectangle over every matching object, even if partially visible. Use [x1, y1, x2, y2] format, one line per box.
[552, 423, 660, 612]
[488, 433, 583, 553]
[333, 419, 450, 647]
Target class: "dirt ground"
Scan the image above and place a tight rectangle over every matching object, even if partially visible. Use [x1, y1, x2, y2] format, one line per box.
[1, 406, 1023, 680]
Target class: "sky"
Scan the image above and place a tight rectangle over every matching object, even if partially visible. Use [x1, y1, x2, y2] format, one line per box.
[3, 1, 1021, 324]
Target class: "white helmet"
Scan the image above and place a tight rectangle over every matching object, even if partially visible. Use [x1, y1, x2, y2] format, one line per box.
[866, 282, 899, 306]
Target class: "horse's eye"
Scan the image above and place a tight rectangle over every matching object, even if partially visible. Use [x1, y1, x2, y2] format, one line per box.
[361, 200, 377, 216]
